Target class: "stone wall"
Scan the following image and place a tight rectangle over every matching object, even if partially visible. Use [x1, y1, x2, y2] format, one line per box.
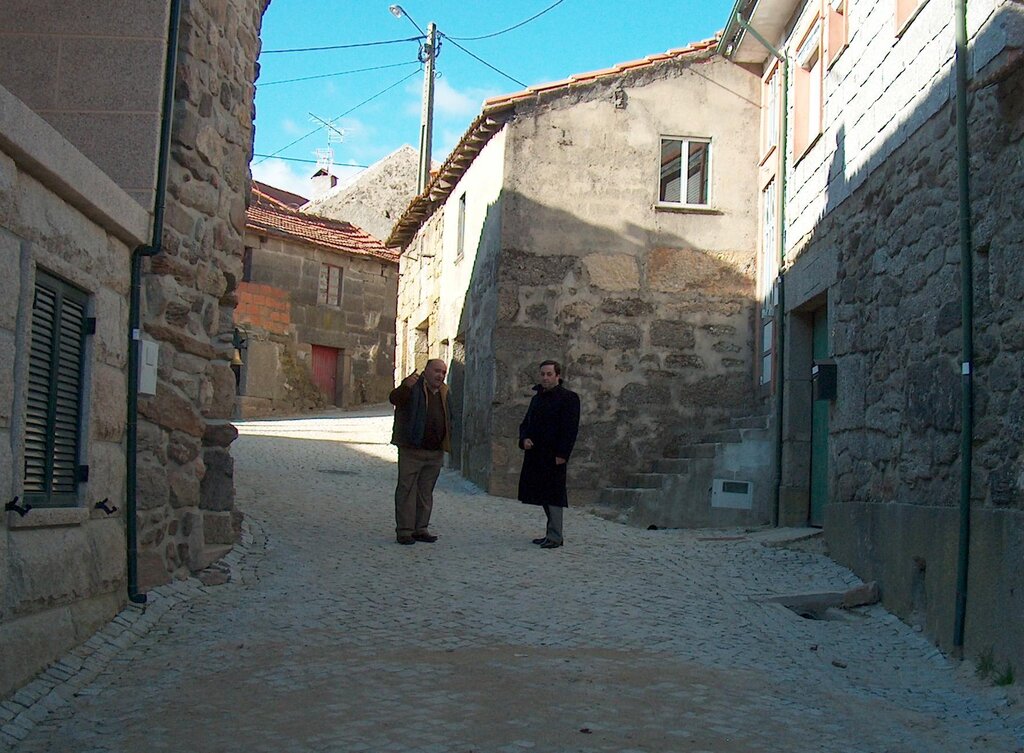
[238, 232, 398, 414]
[395, 129, 507, 487]
[487, 56, 763, 501]
[0, 1, 171, 209]
[0, 84, 151, 697]
[786, 10, 1024, 662]
[135, 0, 268, 587]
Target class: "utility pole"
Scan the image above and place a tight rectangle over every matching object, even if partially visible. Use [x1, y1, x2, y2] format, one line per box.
[417, 22, 437, 194]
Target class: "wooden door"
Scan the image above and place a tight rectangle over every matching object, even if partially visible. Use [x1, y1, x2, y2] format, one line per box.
[311, 345, 339, 405]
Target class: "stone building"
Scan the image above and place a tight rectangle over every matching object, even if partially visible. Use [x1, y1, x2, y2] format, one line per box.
[387, 41, 768, 521]
[0, 0, 267, 697]
[303, 144, 421, 243]
[237, 184, 399, 416]
[720, 0, 1024, 664]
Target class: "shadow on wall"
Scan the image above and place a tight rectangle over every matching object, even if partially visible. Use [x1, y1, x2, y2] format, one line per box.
[781, 4, 1024, 665]
[443, 187, 760, 503]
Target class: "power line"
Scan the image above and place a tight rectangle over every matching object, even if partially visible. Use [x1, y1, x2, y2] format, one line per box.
[441, 35, 526, 88]
[446, 0, 567, 41]
[258, 60, 420, 87]
[261, 36, 422, 54]
[253, 154, 370, 168]
[255, 67, 422, 165]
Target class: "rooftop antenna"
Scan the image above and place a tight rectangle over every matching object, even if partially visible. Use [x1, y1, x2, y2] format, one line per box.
[309, 113, 346, 175]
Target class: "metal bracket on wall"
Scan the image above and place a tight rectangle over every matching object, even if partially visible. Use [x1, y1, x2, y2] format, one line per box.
[5, 496, 31, 516]
[94, 498, 118, 515]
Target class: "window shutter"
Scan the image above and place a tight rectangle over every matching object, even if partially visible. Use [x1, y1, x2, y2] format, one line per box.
[24, 272, 88, 507]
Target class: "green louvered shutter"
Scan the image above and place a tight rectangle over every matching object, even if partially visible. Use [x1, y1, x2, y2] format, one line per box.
[24, 271, 88, 507]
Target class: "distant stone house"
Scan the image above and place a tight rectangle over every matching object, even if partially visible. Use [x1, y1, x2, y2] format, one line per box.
[0, 0, 267, 698]
[386, 40, 768, 521]
[303, 144, 421, 243]
[720, 0, 1024, 664]
[238, 184, 399, 416]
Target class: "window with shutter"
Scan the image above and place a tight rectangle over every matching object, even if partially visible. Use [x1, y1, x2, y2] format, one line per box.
[24, 270, 89, 508]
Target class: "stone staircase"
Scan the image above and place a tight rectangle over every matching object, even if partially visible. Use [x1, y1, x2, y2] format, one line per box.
[593, 415, 773, 529]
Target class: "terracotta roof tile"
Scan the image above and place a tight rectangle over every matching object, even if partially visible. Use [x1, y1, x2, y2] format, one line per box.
[246, 190, 398, 263]
[482, 36, 720, 109]
[252, 181, 308, 209]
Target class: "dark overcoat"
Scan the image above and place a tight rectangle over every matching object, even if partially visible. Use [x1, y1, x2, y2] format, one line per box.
[517, 382, 581, 508]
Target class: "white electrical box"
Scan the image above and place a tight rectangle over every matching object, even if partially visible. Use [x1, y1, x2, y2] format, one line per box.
[138, 338, 159, 395]
[710, 478, 753, 509]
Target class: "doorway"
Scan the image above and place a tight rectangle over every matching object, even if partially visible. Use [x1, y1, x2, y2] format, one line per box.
[809, 307, 830, 526]
[311, 344, 340, 405]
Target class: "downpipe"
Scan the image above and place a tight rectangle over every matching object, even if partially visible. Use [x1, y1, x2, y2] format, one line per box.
[952, 0, 974, 654]
[126, 0, 183, 605]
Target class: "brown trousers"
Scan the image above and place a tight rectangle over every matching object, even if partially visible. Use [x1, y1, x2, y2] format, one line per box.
[394, 447, 443, 536]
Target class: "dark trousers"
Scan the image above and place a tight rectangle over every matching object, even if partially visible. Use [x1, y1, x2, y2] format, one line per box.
[395, 447, 443, 537]
[543, 504, 563, 544]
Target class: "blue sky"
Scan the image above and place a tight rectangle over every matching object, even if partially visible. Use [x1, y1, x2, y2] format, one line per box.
[252, 0, 737, 197]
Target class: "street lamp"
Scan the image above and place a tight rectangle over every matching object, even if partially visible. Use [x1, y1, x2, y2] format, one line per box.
[389, 5, 424, 35]
[389, 4, 436, 193]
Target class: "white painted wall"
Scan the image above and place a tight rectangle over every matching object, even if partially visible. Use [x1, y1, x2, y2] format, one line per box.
[783, 0, 1007, 254]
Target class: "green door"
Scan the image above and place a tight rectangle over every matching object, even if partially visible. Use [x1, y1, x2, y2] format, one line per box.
[809, 307, 830, 526]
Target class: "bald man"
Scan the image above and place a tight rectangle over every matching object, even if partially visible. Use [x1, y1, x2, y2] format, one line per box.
[389, 359, 451, 545]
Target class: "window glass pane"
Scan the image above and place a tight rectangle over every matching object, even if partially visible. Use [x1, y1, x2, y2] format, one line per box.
[328, 265, 341, 306]
[659, 139, 682, 203]
[686, 141, 709, 205]
[457, 194, 467, 259]
[808, 54, 822, 136]
[765, 71, 779, 152]
[317, 264, 329, 305]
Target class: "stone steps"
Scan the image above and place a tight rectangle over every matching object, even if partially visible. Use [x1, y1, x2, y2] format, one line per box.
[595, 415, 772, 529]
[665, 442, 717, 459]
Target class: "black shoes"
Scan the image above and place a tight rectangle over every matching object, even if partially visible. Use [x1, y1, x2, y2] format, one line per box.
[396, 535, 415, 545]
[412, 532, 438, 543]
[531, 537, 548, 545]
[539, 540, 563, 549]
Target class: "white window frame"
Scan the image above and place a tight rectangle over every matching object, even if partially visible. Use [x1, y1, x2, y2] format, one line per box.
[657, 136, 713, 210]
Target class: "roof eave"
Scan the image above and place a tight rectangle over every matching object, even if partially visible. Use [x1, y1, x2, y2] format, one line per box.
[385, 103, 514, 250]
[720, 0, 802, 64]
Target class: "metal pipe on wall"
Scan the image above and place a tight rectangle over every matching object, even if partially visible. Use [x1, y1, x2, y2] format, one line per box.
[952, 0, 975, 653]
[126, 0, 183, 604]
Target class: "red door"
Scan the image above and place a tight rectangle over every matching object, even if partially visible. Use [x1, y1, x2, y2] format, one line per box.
[311, 345, 339, 404]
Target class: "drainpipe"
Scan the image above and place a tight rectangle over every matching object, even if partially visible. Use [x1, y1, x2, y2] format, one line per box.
[952, 0, 974, 654]
[126, 0, 183, 604]
[728, 13, 790, 527]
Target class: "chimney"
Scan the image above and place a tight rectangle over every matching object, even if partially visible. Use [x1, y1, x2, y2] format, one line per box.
[310, 168, 338, 199]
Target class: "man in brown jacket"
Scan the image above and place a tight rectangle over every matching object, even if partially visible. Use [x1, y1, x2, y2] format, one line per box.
[389, 359, 450, 545]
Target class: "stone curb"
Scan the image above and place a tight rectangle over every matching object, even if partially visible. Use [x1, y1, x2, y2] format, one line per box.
[0, 515, 267, 750]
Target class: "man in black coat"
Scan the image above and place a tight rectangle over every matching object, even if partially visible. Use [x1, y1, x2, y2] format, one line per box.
[517, 359, 581, 549]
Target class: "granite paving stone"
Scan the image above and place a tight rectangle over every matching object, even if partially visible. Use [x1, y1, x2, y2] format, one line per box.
[3, 406, 1023, 752]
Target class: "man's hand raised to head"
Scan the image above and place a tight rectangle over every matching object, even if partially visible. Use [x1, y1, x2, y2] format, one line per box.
[402, 371, 418, 388]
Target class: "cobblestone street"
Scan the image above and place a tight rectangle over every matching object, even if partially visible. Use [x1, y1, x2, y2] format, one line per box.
[5, 407, 1023, 752]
